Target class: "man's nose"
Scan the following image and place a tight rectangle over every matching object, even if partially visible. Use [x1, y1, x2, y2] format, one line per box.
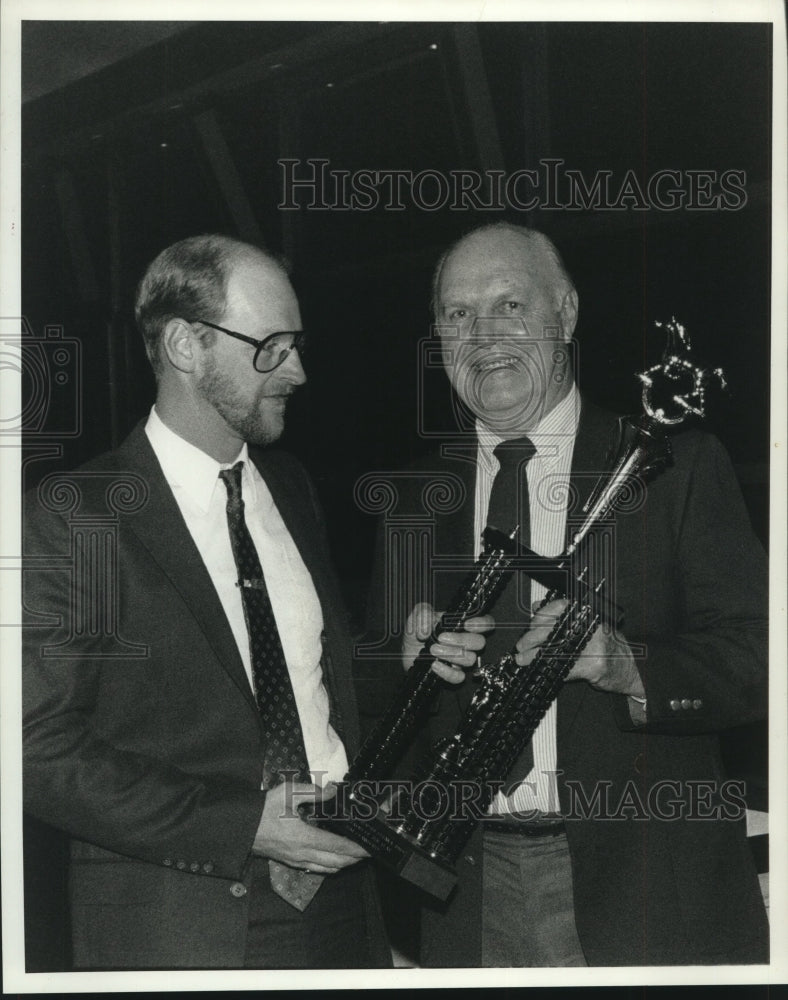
[468, 316, 530, 341]
[279, 345, 307, 385]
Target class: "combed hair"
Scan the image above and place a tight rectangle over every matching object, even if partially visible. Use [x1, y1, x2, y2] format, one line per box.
[134, 234, 285, 377]
[430, 222, 574, 318]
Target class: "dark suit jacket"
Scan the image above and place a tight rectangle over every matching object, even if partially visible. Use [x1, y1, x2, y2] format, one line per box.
[363, 398, 769, 966]
[22, 422, 389, 969]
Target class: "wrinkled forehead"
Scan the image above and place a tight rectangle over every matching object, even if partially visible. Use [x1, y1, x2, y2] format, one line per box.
[437, 231, 552, 303]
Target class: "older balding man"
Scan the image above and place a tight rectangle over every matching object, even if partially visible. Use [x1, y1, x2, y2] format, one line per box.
[368, 223, 768, 967]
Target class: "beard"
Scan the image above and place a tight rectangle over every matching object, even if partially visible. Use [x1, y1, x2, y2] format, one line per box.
[197, 355, 287, 447]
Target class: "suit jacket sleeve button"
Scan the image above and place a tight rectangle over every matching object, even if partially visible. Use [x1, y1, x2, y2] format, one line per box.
[669, 699, 680, 711]
[203, 862, 215, 874]
[692, 699, 702, 709]
[190, 862, 200, 872]
[162, 858, 172, 867]
[680, 698, 691, 710]
[176, 860, 187, 870]
[230, 882, 248, 898]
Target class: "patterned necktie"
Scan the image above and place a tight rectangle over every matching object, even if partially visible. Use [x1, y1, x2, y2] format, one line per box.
[219, 461, 323, 910]
[483, 437, 537, 783]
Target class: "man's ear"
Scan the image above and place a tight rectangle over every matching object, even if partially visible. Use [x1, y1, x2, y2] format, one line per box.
[162, 318, 198, 374]
[559, 288, 579, 340]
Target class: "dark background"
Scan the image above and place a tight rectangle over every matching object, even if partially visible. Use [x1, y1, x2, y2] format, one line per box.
[19, 20, 772, 970]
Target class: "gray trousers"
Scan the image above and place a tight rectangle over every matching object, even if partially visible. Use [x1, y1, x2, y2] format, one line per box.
[481, 830, 587, 967]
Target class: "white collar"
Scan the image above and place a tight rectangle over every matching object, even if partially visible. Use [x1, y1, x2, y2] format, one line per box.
[477, 383, 580, 469]
[145, 406, 255, 513]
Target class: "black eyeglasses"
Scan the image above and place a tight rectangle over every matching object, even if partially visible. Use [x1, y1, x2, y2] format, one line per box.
[193, 319, 306, 373]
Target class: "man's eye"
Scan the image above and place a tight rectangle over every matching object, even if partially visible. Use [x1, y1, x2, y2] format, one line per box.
[503, 301, 522, 312]
[447, 308, 468, 320]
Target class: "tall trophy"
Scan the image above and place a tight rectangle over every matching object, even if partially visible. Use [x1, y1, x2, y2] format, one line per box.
[306, 319, 725, 901]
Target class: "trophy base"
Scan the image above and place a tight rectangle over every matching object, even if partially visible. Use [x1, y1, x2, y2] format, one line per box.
[309, 809, 457, 902]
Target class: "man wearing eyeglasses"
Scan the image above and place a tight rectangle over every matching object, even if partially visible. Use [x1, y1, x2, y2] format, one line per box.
[22, 235, 390, 969]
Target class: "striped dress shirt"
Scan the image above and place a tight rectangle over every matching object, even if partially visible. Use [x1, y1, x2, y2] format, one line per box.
[473, 384, 580, 815]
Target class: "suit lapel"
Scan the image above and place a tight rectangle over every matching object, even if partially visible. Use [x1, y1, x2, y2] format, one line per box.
[436, 442, 479, 589]
[433, 444, 479, 715]
[111, 424, 258, 715]
[566, 398, 620, 531]
[558, 398, 620, 747]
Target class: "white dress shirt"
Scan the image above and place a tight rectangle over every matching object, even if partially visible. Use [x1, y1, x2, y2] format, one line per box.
[473, 384, 580, 815]
[145, 407, 348, 784]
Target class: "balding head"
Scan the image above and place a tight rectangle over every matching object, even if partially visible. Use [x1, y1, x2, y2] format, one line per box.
[432, 223, 574, 319]
[135, 234, 287, 378]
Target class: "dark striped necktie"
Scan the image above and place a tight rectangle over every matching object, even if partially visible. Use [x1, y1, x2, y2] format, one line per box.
[220, 461, 323, 910]
[483, 437, 537, 785]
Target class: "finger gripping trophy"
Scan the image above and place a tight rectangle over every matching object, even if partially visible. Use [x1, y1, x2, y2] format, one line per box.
[307, 319, 725, 900]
